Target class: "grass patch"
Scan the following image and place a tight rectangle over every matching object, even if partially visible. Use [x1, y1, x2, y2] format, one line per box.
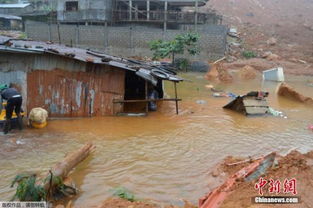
[242, 51, 256, 59]
[18, 33, 27, 39]
[112, 186, 136, 202]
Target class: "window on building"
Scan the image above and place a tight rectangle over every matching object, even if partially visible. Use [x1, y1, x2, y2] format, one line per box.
[65, 1, 78, 11]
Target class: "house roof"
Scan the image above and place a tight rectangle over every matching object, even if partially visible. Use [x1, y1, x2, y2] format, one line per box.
[0, 36, 11, 44]
[0, 13, 22, 20]
[0, 36, 183, 84]
[0, 3, 31, 8]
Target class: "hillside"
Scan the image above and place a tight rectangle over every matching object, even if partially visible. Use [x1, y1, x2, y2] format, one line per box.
[204, 0, 313, 62]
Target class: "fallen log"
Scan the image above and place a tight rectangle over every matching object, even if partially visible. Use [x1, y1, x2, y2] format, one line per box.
[44, 142, 96, 190]
[11, 142, 96, 201]
[277, 82, 313, 105]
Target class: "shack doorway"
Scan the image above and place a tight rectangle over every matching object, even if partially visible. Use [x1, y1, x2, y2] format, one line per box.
[123, 71, 164, 113]
[124, 71, 146, 112]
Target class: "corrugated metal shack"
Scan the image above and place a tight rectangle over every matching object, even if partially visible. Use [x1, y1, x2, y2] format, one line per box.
[0, 36, 183, 117]
[0, 14, 22, 30]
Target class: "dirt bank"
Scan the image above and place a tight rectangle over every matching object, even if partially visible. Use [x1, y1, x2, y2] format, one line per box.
[223, 58, 313, 76]
[206, 0, 313, 64]
[207, 151, 313, 208]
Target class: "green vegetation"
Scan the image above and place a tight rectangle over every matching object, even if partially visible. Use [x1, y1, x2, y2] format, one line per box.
[149, 32, 200, 63]
[112, 186, 136, 202]
[11, 173, 46, 201]
[242, 50, 257, 59]
[11, 172, 76, 201]
[18, 33, 27, 39]
[175, 58, 190, 71]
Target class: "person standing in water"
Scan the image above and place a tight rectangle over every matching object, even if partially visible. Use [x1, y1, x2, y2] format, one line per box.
[0, 84, 23, 134]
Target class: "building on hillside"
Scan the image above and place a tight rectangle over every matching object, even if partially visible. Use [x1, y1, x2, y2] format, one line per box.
[0, 3, 33, 16]
[57, 0, 222, 29]
[0, 36, 183, 117]
[0, 14, 22, 30]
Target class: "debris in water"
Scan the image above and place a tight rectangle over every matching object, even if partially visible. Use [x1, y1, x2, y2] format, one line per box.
[263, 67, 285, 82]
[196, 100, 207, 104]
[16, 139, 25, 145]
[213, 92, 237, 98]
[199, 153, 276, 208]
[223, 91, 270, 116]
[268, 107, 287, 118]
[10, 143, 95, 202]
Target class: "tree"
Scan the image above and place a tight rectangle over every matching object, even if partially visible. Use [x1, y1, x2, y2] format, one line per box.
[149, 32, 200, 64]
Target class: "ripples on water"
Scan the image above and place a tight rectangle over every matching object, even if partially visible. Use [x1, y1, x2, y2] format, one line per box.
[0, 73, 312, 206]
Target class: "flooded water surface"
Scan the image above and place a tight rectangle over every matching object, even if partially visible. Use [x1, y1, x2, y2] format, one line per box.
[0, 73, 313, 206]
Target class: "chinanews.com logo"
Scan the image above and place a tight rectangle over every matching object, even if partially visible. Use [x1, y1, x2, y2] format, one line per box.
[252, 177, 300, 204]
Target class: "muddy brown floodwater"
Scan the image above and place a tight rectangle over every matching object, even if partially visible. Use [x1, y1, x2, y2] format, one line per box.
[0, 72, 313, 207]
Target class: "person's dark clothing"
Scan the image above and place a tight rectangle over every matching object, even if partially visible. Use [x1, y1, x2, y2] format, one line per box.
[1, 88, 21, 100]
[1, 88, 23, 134]
[5, 96, 22, 120]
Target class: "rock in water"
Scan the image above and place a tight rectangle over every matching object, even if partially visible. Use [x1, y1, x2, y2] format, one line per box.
[277, 83, 313, 105]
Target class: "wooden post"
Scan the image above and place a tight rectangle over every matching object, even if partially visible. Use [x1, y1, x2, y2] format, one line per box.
[163, 1, 167, 32]
[174, 82, 178, 115]
[147, 0, 150, 20]
[135, 4, 138, 20]
[57, 22, 61, 44]
[104, 21, 108, 47]
[75, 23, 79, 46]
[129, 0, 132, 21]
[48, 22, 52, 42]
[195, 0, 198, 31]
[145, 80, 149, 113]
[48, 11, 52, 42]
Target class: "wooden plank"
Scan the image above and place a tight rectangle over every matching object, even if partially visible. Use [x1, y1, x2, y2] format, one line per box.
[145, 80, 148, 113]
[174, 82, 179, 114]
[113, 98, 182, 103]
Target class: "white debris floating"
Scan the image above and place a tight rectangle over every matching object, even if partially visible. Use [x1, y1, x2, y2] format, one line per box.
[263, 67, 285, 82]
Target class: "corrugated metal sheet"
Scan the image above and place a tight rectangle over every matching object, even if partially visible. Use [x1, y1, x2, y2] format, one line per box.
[223, 96, 269, 116]
[0, 36, 10, 44]
[0, 14, 21, 20]
[0, 36, 184, 83]
[0, 3, 30, 8]
[27, 68, 125, 117]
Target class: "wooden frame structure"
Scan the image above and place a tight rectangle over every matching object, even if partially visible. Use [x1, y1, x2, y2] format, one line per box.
[113, 80, 181, 115]
[113, 0, 222, 30]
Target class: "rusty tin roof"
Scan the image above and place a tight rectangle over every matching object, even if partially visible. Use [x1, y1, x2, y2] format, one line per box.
[0, 36, 183, 84]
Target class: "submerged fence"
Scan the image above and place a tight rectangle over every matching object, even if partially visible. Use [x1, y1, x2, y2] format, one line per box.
[25, 20, 227, 61]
